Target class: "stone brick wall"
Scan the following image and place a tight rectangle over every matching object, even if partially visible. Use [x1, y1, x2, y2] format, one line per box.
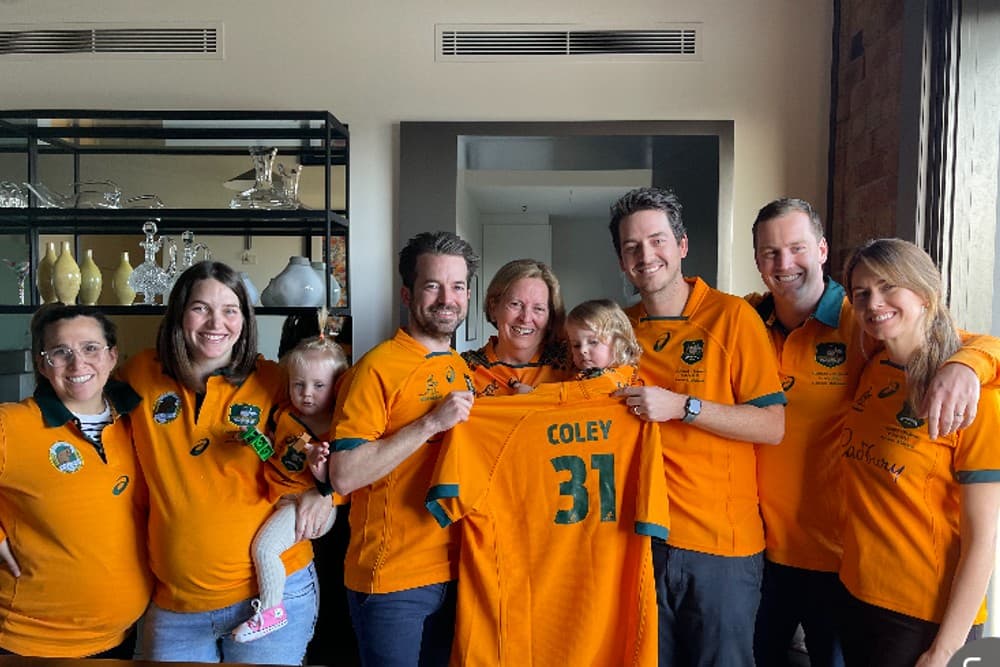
[829, 0, 905, 278]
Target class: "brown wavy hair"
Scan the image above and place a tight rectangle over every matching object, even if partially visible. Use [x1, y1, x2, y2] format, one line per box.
[843, 238, 959, 410]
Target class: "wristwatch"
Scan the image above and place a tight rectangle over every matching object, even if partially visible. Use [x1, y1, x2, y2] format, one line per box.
[682, 396, 702, 424]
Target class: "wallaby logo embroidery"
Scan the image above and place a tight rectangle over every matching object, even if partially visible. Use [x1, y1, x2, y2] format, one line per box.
[49, 441, 84, 473]
[228, 403, 261, 427]
[815, 342, 846, 368]
[153, 392, 181, 424]
[680, 340, 704, 365]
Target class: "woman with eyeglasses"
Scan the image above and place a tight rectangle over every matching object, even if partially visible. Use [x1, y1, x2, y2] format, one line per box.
[118, 261, 325, 665]
[0, 303, 152, 658]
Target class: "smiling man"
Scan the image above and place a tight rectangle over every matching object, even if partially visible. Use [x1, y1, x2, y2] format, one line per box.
[610, 187, 787, 667]
[748, 198, 1000, 667]
[329, 231, 478, 667]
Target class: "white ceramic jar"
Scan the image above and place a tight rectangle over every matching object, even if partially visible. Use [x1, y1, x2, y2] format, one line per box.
[260, 256, 324, 307]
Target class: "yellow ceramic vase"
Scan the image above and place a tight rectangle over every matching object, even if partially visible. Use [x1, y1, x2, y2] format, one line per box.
[53, 241, 81, 304]
[36, 242, 57, 304]
[112, 251, 136, 306]
[79, 249, 103, 306]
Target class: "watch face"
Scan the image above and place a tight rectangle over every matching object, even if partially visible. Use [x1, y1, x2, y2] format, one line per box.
[683, 397, 701, 422]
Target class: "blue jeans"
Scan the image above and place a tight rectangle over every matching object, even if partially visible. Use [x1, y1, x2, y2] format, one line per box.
[754, 560, 844, 667]
[652, 541, 763, 667]
[140, 562, 319, 665]
[347, 581, 456, 667]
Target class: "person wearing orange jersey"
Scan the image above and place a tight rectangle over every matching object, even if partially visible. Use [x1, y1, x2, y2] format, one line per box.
[427, 299, 661, 666]
[231, 318, 350, 644]
[748, 198, 1000, 667]
[836, 238, 1000, 667]
[330, 231, 478, 667]
[119, 261, 327, 665]
[609, 187, 786, 667]
[0, 304, 151, 659]
[462, 258, 573, 396]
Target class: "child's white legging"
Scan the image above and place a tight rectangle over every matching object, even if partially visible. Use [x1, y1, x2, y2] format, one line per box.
[251, 495, 337, 609]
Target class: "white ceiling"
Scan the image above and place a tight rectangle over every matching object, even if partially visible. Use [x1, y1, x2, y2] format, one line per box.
[463, 168, 651, 218]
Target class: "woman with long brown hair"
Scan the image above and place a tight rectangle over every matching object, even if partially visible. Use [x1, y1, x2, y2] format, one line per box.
[838, 239, 1000, 667]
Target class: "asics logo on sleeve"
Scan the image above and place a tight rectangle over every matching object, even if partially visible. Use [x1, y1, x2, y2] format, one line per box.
[112, 475, 130, 495]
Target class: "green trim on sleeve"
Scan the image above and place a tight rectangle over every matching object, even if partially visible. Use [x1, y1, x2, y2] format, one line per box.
[747, 391, 787, 407]
[332, 437, 367, 452]
[425, 484, 459, 528]
[957, 470, 1000, 484]
[635, 521, 669, 541]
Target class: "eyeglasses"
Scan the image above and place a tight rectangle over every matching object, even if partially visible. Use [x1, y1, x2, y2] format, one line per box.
[41, 343, 109, 368]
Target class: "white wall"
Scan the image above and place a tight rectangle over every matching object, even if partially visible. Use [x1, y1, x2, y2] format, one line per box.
[551, 216, 627, 312]
[0, 0, 832, 357]
[455, 166, 483, 352]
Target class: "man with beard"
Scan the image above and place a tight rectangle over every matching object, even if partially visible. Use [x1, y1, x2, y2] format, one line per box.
[611, 187, 786, 667]
[329, 231, 478, 667]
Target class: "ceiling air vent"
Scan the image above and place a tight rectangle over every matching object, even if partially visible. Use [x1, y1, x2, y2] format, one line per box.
[0, 23, 222, 59]
[437, 23, 700, 62]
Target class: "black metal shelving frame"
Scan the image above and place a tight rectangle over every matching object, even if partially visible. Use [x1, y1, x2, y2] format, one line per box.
[0, 109, 350, 324]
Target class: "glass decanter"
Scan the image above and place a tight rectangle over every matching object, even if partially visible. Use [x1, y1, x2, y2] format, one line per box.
[128, 220, 172, 304]
[275, 162, 302, 209]
[164, 230, 212, 289]
[2, 259, 30, 305]
[180, 230, 212, 269]
[229, 147, 289, 210]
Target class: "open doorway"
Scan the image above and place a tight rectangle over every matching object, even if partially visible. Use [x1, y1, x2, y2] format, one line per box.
[399, 121, 733, 350]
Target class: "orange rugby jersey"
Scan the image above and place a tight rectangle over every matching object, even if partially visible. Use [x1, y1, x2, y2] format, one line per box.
[332, 328, 473, 593]
[461, 337, 574, 396]
[750, 280, 859, 571]
[0, 381, 152, 657]
[119, 349, 314, 612]
[426, 366, 667, 667]
[839, 354, 1000, 624]
[751, 278, 1000, 573]
[267, 404, 343, 502]
[628, 277, 786, 557]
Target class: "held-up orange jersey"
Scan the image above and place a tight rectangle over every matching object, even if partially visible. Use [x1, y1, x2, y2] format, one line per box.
[426, 366, 668, 667]
[119, 349, 314, 612]
[332, 328, 473, 594]
[0, 381, 153, 657]
[839, 354, 1000, 624]
[461, 337, 574, 396]
[750, 279, 1000, 572]
[628, 277, 786, 557]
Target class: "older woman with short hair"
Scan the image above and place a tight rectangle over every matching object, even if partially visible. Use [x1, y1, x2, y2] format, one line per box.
[462, 258, 573, 395]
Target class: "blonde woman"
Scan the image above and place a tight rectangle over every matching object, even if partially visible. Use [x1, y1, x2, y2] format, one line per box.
[838, 239, 1000, 667]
